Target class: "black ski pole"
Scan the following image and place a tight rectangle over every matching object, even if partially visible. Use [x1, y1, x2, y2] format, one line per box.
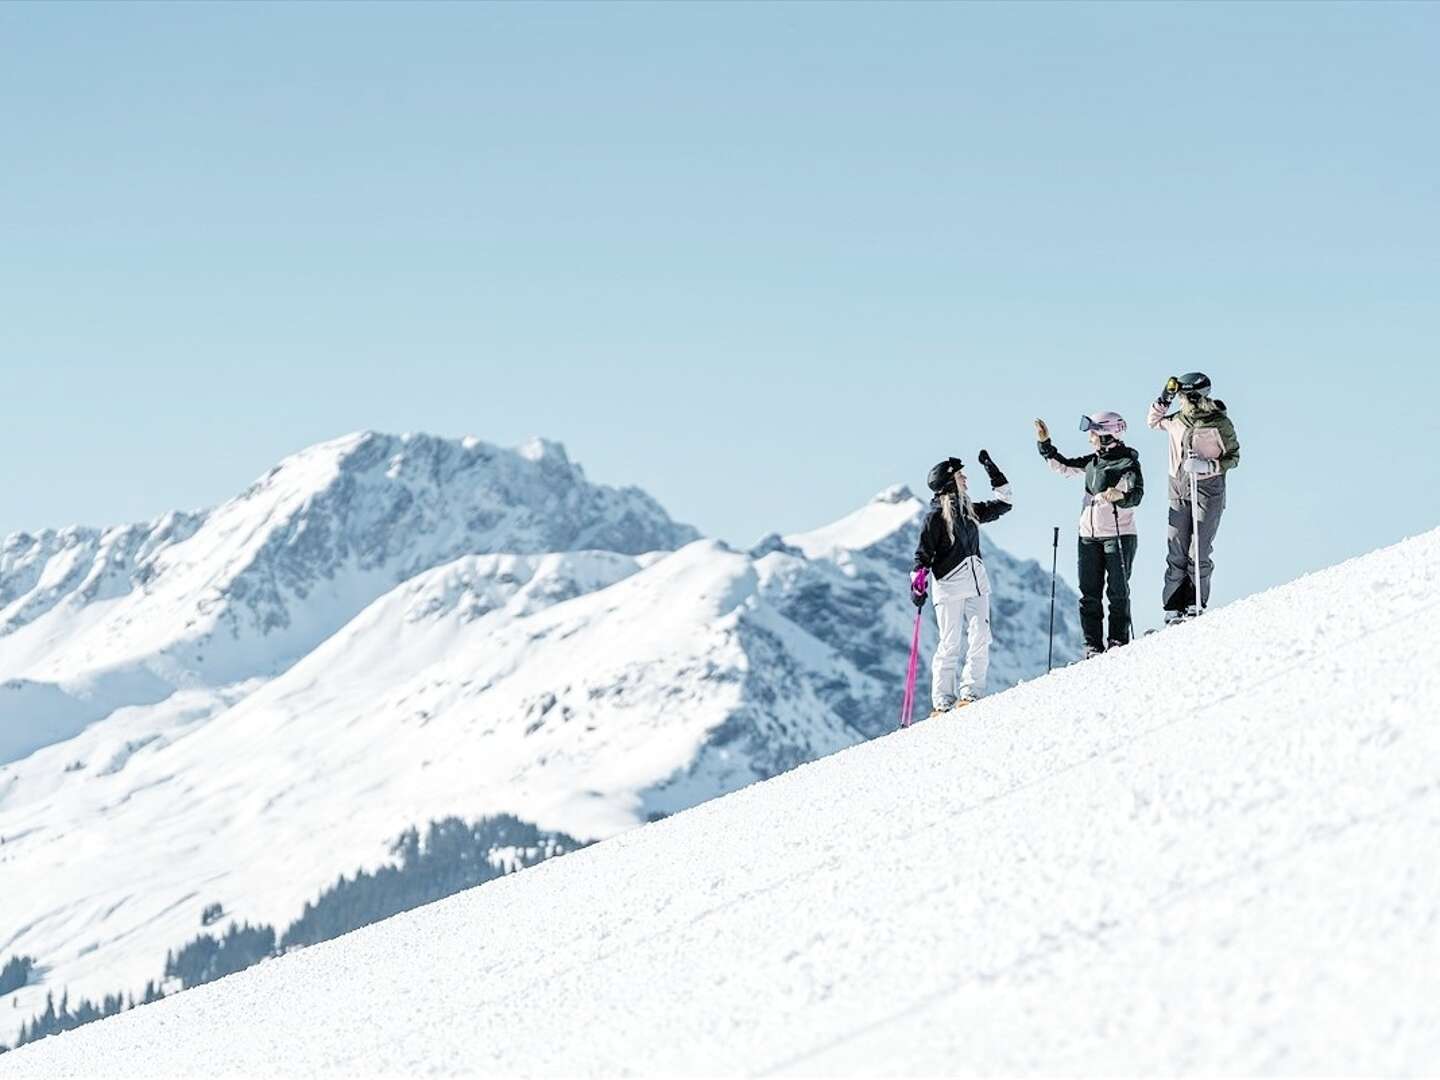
[1112, 502, 1134, 644]
[1047, 526, 1059, 672]
[1190, 462, 1203, 618]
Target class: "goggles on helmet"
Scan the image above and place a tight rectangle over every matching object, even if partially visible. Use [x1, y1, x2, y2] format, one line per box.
[1079, 413, 1127, 436]
[1177, 372, 1212, 396]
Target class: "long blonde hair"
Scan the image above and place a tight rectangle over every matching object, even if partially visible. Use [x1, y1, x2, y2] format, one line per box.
[1181, 394, 1215, 417]
[938, 483, 979, 542]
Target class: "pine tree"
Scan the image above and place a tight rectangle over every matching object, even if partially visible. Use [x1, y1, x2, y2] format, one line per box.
[0, 955, 35, 996]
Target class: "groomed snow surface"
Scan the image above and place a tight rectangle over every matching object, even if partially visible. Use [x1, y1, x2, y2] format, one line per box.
[7, 527, 1440, 1077]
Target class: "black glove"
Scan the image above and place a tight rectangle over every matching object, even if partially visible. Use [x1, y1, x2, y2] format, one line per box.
[1159, 375, 1179, 406]
[977, 449, 1007, 487]
[911, 587, 927, 609]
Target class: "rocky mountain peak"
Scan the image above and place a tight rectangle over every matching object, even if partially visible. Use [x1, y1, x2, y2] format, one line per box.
[872, 484, 917, 505]
[1, 431, 700, 691]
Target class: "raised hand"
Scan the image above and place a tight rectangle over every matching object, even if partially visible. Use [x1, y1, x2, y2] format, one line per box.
[1034, 418, 1050, 442]
[977, 450, 1007, 488]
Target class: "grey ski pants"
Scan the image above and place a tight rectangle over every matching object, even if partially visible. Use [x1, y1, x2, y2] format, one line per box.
[1164, 474, 1226, 612]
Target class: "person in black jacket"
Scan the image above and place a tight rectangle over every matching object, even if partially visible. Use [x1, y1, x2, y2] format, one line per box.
[911, 452, 1012, 715]
[1035, 412, 1144, 656]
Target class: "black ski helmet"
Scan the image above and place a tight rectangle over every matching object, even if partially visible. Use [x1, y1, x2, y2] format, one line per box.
[926, 457, 964, 493]
[1178, 372, 1212, 398]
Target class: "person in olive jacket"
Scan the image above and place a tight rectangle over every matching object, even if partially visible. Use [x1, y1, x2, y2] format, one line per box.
[1147, 371, 1240, 621]
[1035, 411, 1144, 656]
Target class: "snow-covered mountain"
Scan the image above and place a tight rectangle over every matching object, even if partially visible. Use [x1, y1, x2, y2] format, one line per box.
[0, 433, 1079, 1047]
[6, 524, 1437, 1076]
[1, 431, 697, 759]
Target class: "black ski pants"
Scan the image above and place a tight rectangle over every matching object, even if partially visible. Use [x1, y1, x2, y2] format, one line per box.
[1078, 535, 1138, 650]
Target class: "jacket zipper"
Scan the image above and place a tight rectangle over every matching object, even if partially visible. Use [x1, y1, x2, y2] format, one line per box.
[966, 520, 982, 593]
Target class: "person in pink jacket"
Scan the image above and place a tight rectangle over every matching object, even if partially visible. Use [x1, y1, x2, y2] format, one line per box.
[1035, 412, 1143, 657]
[1147, 372, 1241, 622]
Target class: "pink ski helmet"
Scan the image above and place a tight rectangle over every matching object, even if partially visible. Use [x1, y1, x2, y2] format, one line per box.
[1079, 411, 1127, 437]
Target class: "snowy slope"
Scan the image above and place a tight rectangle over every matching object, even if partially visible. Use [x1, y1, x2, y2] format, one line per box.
[5, 527, 1437, 1075]
[0, 681, 111, 764]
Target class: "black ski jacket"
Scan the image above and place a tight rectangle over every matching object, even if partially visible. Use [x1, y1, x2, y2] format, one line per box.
[912, 466, 1013, 582]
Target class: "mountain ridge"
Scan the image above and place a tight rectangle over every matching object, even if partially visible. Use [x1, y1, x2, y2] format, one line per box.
[0, 431, 699, 710]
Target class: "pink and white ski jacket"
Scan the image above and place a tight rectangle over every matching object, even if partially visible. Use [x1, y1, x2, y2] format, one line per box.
[1041, 456, 1140, 539]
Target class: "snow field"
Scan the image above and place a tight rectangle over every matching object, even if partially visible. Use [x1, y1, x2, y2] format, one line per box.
[6, 527, 1438, 1076]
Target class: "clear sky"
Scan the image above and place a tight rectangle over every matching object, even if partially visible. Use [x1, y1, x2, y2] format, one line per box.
[3, 1, 1437, 627]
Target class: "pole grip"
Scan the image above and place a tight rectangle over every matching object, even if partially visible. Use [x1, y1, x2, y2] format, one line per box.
[1052, 526, 1059, 548]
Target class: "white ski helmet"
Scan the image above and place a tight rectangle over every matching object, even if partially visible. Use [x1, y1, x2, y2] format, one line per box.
[1080, 411, 1127, 437]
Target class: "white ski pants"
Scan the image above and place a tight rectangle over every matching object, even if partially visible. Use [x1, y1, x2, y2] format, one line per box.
[931, 573, 992, 707]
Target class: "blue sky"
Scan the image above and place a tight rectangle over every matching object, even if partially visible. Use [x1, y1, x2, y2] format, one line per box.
[3, 1, 1437, 625]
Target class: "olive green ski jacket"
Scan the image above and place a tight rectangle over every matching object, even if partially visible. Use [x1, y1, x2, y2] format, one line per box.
[1146, 398, 1241, 478]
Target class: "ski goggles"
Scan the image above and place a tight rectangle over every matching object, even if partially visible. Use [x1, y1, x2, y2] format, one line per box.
[1079, 416, 1125, 435]
[1177, 375, 1212, 403]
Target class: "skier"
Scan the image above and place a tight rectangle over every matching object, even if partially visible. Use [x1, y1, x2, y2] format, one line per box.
[1034, 412, 1143, 657]
[1147, 372, 1240, 622]
[910, 451, 1012, 716]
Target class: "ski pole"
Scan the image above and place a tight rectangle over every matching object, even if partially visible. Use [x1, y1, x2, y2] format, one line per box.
[899, 568, 929, 728]
[1112, 502, 1134, 643]
[899, 608, 924, 729]
[1046, 526, 1059, 672]
[1189, 461, 1202, 618]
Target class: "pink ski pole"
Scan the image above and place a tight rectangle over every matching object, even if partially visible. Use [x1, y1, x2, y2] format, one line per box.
[900, 569, 928, 729]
